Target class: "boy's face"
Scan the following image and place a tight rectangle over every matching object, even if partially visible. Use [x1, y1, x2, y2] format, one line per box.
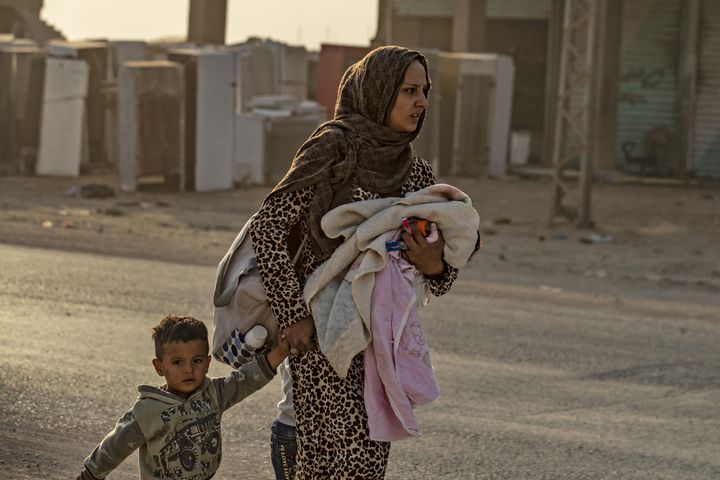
[152, 339, 211, 398]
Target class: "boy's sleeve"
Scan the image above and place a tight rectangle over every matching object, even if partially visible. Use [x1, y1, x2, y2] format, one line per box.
[216, 354, 276, 411]
[80, 409, 146, 480]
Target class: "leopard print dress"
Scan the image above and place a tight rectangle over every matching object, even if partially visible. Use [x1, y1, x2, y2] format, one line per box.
[250, 157, 457, 479]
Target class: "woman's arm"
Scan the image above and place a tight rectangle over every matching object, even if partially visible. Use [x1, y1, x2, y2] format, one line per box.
[249, 186, 314, 332]
[249, 186, 318, 354]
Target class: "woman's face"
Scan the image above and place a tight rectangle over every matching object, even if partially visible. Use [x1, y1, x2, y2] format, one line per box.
[385, 60, 429, 133]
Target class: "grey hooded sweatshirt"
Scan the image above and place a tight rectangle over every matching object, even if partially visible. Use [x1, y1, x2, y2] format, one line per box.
[80, 355, 275, 480]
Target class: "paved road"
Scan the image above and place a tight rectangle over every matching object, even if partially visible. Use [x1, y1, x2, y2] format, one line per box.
[1, 243, 719, 479]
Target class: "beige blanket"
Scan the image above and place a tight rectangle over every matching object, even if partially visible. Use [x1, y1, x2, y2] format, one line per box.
[304, 184, 480, 377]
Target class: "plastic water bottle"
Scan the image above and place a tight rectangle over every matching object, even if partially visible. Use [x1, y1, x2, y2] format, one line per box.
[244, 325, 268, 350]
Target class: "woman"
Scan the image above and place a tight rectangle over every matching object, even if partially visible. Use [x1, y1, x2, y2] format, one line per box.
[250, 46, 458, 479]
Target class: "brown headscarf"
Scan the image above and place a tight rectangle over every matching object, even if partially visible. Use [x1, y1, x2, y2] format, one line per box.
[264, 46, 430, 258]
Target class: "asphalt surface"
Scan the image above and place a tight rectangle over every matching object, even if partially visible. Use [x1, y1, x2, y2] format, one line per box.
[1, 242, 719, 479]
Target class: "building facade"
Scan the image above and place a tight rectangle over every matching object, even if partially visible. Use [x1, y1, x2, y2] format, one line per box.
[374, 0, 720, 179]
[0, 0, 63, 45]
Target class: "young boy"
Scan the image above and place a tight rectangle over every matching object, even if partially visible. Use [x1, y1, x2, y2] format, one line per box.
[77, 315, 288, 480]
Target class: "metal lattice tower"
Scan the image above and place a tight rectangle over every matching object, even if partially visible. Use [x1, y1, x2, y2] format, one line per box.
[549, 0, 599, 228]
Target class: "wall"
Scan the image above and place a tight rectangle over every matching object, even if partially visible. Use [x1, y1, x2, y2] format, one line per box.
[315, 44, 370, 119]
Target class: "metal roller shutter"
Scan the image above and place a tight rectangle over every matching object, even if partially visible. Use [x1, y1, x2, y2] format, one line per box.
[693, 0, 720, 178]
[393, 0, 552, 20]
[393, 0, 453, 17]
[616, 0, 683, 175]
[487, 0, 551, 19]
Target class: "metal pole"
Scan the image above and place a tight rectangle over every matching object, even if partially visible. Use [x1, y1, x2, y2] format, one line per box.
[549, 0, 598, 227]
[578, 0, 597, 228]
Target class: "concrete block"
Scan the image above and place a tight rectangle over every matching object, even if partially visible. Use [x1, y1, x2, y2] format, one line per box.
[231, 40, 310, 112]
[118, 61, 185, 191]
[279, 44, 308, 101]
[47, 41, 110, 165]
[168, 49, 234, 192]
[488, 55, 515, 177]
[36, 58, 89, 176]
[438, 52, 514, 177]
[233, 113, 265, 184]
[232, 42, 277, 113]
[109, 41, 146, 79]
[510, 131, 532, 166]
[0, 46, 43, 174]
[413, 48, 440, 175]
[235, 109, 324, 186]
[107, 42, 147, 167]
[264, 115, 323, 184]
[0, 36, 37, 49]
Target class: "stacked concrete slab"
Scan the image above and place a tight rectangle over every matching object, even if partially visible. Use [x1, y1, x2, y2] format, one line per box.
[35, 57, 89, 176]
[413, 48, 441, 175]
[47, 40, 109, 166]
[105, 41, 147, 166]
[235, 98, 325, 185]
[118, 61, 184, 191]
[0, 36, 36, 49]
[230, 39, 310, 112]
[109, 41, 146, 80]
[0, 44, 43, 174]
[232, 42, 276, 113]
[168, 48, 234, 192]
[437, 52, 514, 177]
[262, 111, 324, 184]
[278, 44, 309, 101]
[229, 40, 323, 185]
[233, 114, 266, 185]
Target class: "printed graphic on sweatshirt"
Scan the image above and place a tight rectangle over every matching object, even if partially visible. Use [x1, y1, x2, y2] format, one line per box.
[159, 397, 214, 424]
[153, 413, 222, 479]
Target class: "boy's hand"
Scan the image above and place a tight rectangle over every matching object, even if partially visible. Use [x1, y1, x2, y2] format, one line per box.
[266, 338, 291, 370]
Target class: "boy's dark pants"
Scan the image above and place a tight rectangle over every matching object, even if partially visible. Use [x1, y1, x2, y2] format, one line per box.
[270, 419, 297, 480]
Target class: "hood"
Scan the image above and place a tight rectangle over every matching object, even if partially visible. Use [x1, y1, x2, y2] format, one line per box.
[136, 378, 211, 404]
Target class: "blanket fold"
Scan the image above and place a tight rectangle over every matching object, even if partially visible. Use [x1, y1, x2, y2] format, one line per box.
[304, 183, 480, 377]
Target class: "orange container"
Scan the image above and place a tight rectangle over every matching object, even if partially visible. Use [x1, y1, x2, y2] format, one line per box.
[415, 219, 429, 237]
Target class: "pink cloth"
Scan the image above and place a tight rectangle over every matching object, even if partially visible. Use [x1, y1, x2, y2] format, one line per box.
[364, 249, 440, 442]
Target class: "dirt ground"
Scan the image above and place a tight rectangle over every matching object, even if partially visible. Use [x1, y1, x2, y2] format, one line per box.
[1, 172, 719, 479]
[1, 172, 718, 305]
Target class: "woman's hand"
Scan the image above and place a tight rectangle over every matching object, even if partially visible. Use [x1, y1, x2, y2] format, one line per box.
[280, 315, 317, 356]
[400, 222, 445, 276]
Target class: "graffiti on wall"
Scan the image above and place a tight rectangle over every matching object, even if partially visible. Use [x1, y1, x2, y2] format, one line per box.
[618, 93, 647, 105]
[617, 66, 673, 174]
[620, 67, 665, 88]
[618, 67, 666, 105]
[621, 125, 670, 175]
